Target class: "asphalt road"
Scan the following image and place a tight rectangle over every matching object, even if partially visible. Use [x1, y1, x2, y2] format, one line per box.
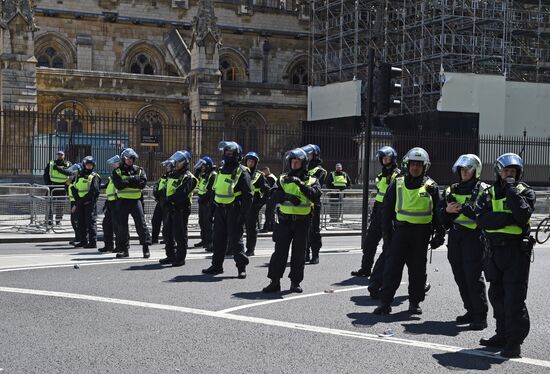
[0, 236, 549, 373]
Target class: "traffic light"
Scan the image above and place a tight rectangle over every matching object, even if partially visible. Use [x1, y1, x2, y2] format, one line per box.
[373, 62, 402, 114]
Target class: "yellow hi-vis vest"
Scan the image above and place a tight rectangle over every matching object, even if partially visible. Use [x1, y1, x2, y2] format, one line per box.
[68, 180, 76, 202]
[49, 161, 69, 184]
[331, 172, 347, 188]
[279, 175, 316, 216]
[485, 185, 526, 235]
[75, 172, 98, 198]
[251, 170, 263, 194]
[197, 171, 216, 196]
[375, 169, 400, 203]
[166, 172, 197, 204]
[115, 168, 142, 199]
[106, 177, 117, 201]
[395, 176, 434, 224]
[213, 167, 244, 204]
[158, 176, 168, 192]
[445, 182, 486, 230]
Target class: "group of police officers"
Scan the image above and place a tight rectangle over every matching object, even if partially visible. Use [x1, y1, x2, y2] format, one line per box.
[45, 141, 535, 358]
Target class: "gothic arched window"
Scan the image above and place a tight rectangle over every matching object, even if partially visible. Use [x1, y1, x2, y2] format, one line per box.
[290, 63, 308, 85]
[37, 47, 65, 69]
[138, 110, 164, 151]
[220, 55, 246, 81]
[130, 53, 156, 75]
[235, 113, 262, 151]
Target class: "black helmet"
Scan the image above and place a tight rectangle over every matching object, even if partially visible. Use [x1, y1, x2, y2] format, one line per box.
[494, 153, 523, 181]
[218, 141, 243, 163]
[285, 148, 308, 171]
[375, 146, 397, 166]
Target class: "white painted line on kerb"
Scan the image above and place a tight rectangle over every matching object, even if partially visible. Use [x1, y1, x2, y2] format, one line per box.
[218, 283, 404, 314]
[1, 286, 549, 369]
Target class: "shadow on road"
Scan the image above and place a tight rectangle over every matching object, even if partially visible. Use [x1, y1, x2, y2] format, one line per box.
[39, 246, 75, 250]
[433, 350, 504, 370]
[166, 274, 235, 283]
[231, 290, 293, 300]
[332, 276, 370, 287]
[71, 257, 118, 262]
[402, 320, 468, 337]
[124, 263, 165, 271]
[350, 294, 407, 307]
[347, 310, 421, 327]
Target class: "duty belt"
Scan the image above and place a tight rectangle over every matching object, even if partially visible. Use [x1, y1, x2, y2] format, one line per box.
[487, 236, 522, 247]
[278, 212, 311, 221]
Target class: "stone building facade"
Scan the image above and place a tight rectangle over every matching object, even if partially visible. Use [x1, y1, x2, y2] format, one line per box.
[0, 0, 310, 177]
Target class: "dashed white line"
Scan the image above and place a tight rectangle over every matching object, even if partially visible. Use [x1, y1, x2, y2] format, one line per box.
[0, 286, 549, 369]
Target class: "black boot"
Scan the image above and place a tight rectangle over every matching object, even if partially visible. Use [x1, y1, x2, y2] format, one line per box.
[305, 249, 311, 262]
[202, 266, 223, 275]
[73, 242, 87, 248]
[500, 344, 521, 358]
[159, 257, 175, 265]
[479, 335, 506, 347]
[468, 319, 488, 331]
[194, 241, 204, 248]
[205, 244, 213, 253]
[142, 245, 150, 259]
[456, 312, 473, 324]
[373, 304, 392, 315]
[98, 245, 114, 253]
[351, 268, 370, 277]
[172, 258, 186, 267]
[115, 251, 129, 258]
[83, 242, 97, 249]
[237, 267, 247, 279]
[245, 249, 255, 256]
[368, 285, 380, 299]
[408, 302, 422, 315]
[289, 282, 303, 293]
[262, 280, 281, 293]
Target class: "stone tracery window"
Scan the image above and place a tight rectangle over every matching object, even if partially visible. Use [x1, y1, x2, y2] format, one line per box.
[130, 53, 156, 75]
[290, 63, 308, 85]
[37, 47, 65, 69]
[220, 55, 246, 81]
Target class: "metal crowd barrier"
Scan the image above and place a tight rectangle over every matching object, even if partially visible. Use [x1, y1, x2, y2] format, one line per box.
[0, 185, 548, 234]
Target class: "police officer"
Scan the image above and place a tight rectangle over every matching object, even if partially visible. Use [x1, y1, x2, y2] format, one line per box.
[151, 198, 163, 245]
[475, 153, 535, 358]
[72, 156, 101, 248]
[43, 150, 72, 225]
[193, 156, 216, 252]
[155, 160, 173, 263]
[373, 147, 445, 315]
[260, 166, 278, 233]
[112, 148, 151, 258]
[63, 163, 82, 246]
[262, 148, 322, 293]
[243, 152, 269, 256]
[301, 144, 327, 264]
[352, 146, 400, 280]
[163, 151, 197, 267]
[326, 163, 352, 222]
[100, 155, 122, 252]
[202, 141, 252, 279]
[438, 154, 489, 330]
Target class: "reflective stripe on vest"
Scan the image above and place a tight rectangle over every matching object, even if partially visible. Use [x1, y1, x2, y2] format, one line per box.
[446, 187, 477, 230]
[116, 168, 142, 199]
[106, 177, 117, 201]
[49, 161, 69, 184]
[395, 176, 434, 224]
[375, 169, 399, 203]
[279, 175, 316, 216]
[75, 173, 97, 198]
[214, 168, 243, 204]
[486, 186, 524, 235]
[331, 172, 347, 187]
[252, 170, 262, 194]
[158, 177, 168, 192]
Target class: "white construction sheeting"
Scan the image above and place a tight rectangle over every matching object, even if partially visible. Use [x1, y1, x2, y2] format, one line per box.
[308, 80, 362, 121]
[437, 72, 550, 137]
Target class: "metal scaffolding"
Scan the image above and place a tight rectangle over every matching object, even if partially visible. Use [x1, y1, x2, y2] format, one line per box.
[309, 0, 550, 114]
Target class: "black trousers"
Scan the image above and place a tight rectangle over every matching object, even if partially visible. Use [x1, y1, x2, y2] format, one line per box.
[151, 202, 163, 242]
[380, 224, 431, 305]
[76, 201, 97, 244]
[328, 192, 344, 221]
[263, 197, 276, 231]
[116, 198, 151, 252]
[268, 215, 311, 283]
[360, 203, 384, 273]
[245, 204, 262, 252]
[47, 186, 66, 223]
[102, 200, 118, 247]
[198, 200, 213, 245]
[447, 228, 488, 321]
[70, 201, 80, 242]
[484, 240, 531, 346]
[162, 203, 175, 258]
[172, 206, 190, 261]
[307, 203, 322, 255]
[211, 203, 249, 270]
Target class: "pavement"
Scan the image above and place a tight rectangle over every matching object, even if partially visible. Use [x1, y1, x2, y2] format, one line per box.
[0, 236, 549, 373]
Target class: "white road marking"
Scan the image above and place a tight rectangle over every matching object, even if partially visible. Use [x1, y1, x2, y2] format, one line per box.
[0, 286, 549, 369]
[218, 283, 405, 313]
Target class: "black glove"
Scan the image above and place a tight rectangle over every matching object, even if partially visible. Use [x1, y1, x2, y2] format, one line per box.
[504, 177, 516, 189]
[430, 233, 445, 249]
[460, 201, 475, 219]
[285, 194, 301, 206]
